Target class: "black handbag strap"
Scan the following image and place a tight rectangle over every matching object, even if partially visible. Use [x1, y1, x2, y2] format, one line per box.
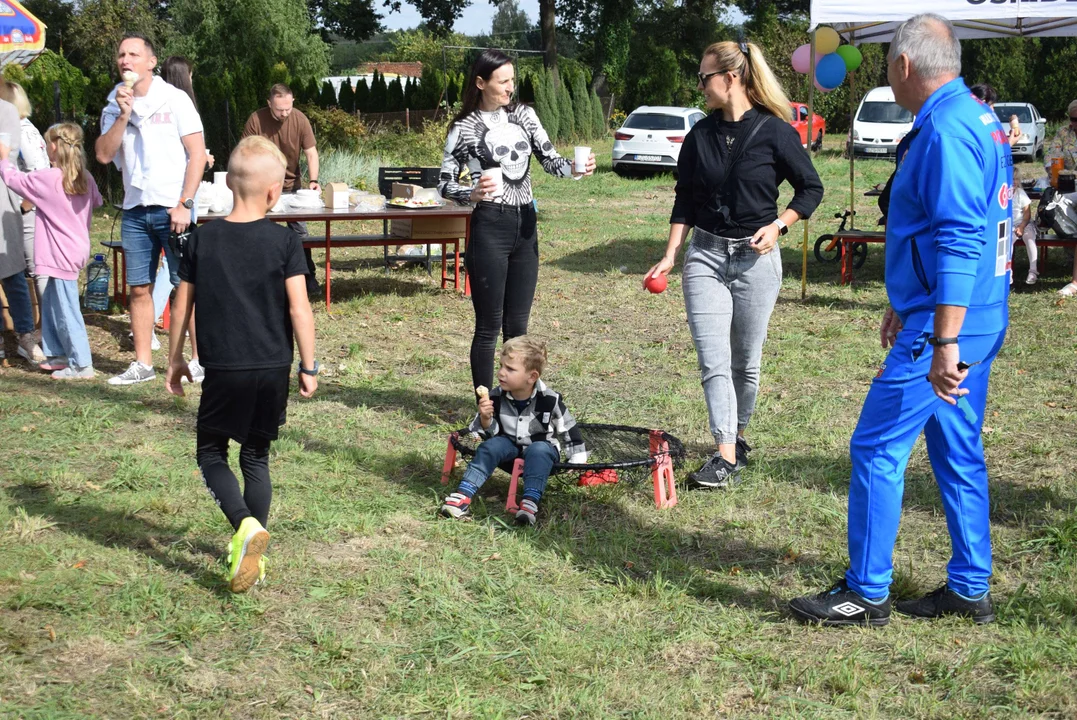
[705, 112, 770, 220]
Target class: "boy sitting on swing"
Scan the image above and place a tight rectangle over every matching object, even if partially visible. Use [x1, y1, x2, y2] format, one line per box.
[440, 335, 586, 526]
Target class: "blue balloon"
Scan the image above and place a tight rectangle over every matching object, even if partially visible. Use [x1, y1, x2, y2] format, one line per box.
[815, 53, 847, 90]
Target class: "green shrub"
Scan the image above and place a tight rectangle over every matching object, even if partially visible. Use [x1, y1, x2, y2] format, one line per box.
[571, 73, 591, 141]
[590, 90, 606, 140]
[315, 148, 381, 190]
[318, 80, 338, 108]
[338, 79, 355, 113]
[557, 72, 575, 141]
[3, 51, 89, 130]
[301, 105, 367, 151]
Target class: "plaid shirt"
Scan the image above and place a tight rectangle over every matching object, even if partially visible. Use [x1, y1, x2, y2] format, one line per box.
[469, 380, 586, 458]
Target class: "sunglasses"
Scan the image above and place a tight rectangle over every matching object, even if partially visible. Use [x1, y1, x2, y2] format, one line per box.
[697, 70, 735, 85]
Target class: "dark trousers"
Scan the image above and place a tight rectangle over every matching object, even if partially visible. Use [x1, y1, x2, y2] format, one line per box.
[197, 429, 273, 531]
[465, 202, 539, 389]
[288, 221, 318, 292]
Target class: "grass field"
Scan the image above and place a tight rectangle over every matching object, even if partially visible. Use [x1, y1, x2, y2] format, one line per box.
[2, 141, 1076, 718]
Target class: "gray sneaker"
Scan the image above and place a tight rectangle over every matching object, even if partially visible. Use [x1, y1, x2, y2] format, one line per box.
[184, 357, 206, 384]
[108, 361, 155, 385]
[52, 365, 95, 380]
[17, 333, 45, 363]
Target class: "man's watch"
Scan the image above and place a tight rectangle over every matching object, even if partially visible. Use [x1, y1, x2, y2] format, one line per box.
[298, 360, 320, 376]
[181, 197, 195, 209]
[771, 218, 788, 236]
[309, 179, 318, 186]
[927, 336, 959, 346]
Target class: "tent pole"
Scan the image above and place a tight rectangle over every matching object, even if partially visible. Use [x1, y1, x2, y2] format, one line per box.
[848, 32, 857, 230]
[802, 31, 817, 301]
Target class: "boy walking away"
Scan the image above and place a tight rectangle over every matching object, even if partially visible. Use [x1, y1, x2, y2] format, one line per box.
[166, 136, 317, 593]
[440, 336, 586, 526]
[0, 123, 103, 378]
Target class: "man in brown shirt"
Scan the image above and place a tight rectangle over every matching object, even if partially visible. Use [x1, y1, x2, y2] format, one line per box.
[242, 83, 321, 294]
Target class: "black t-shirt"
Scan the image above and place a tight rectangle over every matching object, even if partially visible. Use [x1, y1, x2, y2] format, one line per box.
[179, 218, 309, 370]
[670, 108, 824, 237]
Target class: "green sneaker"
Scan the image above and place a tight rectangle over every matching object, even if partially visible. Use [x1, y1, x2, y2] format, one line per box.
[227, 517, 270, 593]
[255, 556, 267, 587]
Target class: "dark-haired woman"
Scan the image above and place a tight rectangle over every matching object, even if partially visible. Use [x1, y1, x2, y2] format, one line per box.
[439, 49, 595, 392]
[644, 41, 823, 490]
[152, 56, 209, 380]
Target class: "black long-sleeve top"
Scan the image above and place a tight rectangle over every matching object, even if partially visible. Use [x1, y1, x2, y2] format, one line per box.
[670, 108, 824, 237]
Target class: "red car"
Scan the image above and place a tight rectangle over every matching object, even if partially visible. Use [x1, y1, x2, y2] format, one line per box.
[790, 102, 825, 151]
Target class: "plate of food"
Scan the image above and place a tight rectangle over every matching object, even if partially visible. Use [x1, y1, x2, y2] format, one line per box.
[387, 197, 446, 210]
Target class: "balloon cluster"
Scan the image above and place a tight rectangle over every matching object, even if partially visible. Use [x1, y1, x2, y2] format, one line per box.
[791, 27, 863, 93]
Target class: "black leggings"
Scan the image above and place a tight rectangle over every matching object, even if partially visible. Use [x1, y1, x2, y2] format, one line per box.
[465, 202, 539, 389]
[197, 429, 272, 531]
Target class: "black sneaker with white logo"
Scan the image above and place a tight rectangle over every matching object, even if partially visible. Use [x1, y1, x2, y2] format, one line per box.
[789, 579, 891, 627]
[735, 437, 751, 471]
[686, 453, 741, 490]
[895, 584, 995, 624]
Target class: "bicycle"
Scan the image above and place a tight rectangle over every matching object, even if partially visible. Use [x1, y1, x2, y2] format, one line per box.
[814, 210, 868, 269]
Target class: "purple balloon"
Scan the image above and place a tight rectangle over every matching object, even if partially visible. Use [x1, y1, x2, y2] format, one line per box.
[792, 44, 812, 74]
[815, 53, 847, 90]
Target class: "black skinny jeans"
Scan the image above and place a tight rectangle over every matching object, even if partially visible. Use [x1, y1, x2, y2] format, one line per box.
[465, 201, 539, 389]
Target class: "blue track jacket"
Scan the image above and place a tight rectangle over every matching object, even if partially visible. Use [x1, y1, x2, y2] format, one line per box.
[885, 78, 1011, 335]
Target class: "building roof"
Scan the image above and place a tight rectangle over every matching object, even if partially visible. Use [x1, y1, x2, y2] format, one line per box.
[356, 62, 423, 78]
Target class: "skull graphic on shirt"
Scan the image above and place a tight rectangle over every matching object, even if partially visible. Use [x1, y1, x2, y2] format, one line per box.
[484, 123, 531, 181]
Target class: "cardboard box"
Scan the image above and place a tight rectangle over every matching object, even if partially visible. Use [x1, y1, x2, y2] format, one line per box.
[322, 182, 349, 209]
[391, 217, 467, 240]
[391, 183, 442, 204]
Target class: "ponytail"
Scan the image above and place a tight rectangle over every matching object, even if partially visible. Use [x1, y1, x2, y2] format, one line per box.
[43, 123, 89, 196]
[703, 41, 792, 121]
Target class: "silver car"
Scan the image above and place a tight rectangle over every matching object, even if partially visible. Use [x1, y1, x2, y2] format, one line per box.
[612, 106, 706, 175]
[994, 103, 1046, 160]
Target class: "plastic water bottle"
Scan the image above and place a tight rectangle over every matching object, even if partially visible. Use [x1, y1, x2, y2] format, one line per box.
[84, 254, 110, 312]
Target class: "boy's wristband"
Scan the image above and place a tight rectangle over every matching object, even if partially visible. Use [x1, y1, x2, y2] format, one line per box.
[298, 360, 320, 376]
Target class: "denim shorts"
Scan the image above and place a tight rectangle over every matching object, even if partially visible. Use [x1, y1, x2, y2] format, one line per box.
[121, 205, 179, 287]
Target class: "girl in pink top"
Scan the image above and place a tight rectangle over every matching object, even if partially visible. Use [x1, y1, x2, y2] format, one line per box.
[0, 123, 103, 378]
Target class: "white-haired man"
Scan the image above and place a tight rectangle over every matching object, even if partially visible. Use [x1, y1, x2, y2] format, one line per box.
[790, 13, 1010, 627]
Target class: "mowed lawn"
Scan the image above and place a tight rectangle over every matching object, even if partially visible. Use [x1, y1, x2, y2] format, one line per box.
[2, 141, 1076, 718]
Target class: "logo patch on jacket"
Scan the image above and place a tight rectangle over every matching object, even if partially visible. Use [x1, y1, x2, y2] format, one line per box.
[997, 183, 1011, 210]
[541, 412, 551, 424]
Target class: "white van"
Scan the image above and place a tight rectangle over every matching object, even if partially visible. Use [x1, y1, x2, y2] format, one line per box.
[848, 86, 915, 159]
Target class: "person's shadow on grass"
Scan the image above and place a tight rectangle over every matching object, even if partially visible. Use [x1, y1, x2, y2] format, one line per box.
[6, 482, 233, 599]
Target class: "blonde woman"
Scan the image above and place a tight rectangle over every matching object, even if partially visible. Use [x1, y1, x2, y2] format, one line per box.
[3, 82, 49, 300]
[0, 123, 103, 378]
[645, 41, 823, 489]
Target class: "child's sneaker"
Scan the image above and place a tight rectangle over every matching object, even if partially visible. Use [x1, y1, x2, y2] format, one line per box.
[1025, 270, 1038, 285]
[39, 358, 68, 371]
[439, 492, 472, 519]
[515, 498, 539, 526]
[226, 517, 270, 593]
[51, 365, 95, 380]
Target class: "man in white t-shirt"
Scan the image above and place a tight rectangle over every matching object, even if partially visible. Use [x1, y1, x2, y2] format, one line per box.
[95, 33, 207, 385]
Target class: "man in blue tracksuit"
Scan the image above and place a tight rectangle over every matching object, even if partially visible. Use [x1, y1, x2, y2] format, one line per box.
[791, 13, 1009, 627]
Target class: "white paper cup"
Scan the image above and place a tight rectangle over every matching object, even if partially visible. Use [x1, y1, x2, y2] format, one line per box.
[481, 167, 504, 198]
[213, 171, 228, 186]
[574, 146, 591, 174]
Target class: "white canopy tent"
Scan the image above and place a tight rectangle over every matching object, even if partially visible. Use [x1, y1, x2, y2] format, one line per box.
[797, 0, 1077, 296]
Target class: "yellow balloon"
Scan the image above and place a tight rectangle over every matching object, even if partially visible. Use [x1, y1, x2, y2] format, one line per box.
[815, 27, 841, 55]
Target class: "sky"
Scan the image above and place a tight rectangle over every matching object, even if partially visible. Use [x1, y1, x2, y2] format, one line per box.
[380, 0, 541, 33]
[380, 1, 746, 34]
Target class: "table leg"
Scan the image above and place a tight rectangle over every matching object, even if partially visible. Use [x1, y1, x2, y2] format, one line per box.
[440, 240, 449, 290]
[840, 240, 852, 285]
[462, 214, 470, 296]
[324, 221, 332, 312]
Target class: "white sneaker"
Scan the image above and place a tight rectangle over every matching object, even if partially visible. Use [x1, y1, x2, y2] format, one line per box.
[108, 361, 156, 385]
[127, 330, 161, 351]
[1025, 271, 1038, 285]
[16, 333, 45, 363]
[184, 357, 205, 384]
[52, 365, 95, 380]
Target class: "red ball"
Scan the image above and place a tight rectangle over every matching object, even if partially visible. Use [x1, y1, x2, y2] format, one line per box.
[645, 273, 668, 294]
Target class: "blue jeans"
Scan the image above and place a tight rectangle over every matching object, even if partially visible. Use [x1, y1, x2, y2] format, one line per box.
[1, 271, 35, 334]
[459, 435, 559, 503]
[121, 205, 178, 287]
[682, 229, 783, 445]
[846, 328, 1006, 599]
[40, 278, 92, 368]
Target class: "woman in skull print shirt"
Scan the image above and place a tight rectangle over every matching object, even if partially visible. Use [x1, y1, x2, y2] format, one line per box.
[440, 49, 596, 393]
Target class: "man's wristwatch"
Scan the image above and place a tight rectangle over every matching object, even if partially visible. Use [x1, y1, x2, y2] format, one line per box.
[181, 197, 195, 209]
[771, 218, 788, 236]
[298, 360, 320, 376]
[309, 179, 318, 187]
[927, 336, 959, 346]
